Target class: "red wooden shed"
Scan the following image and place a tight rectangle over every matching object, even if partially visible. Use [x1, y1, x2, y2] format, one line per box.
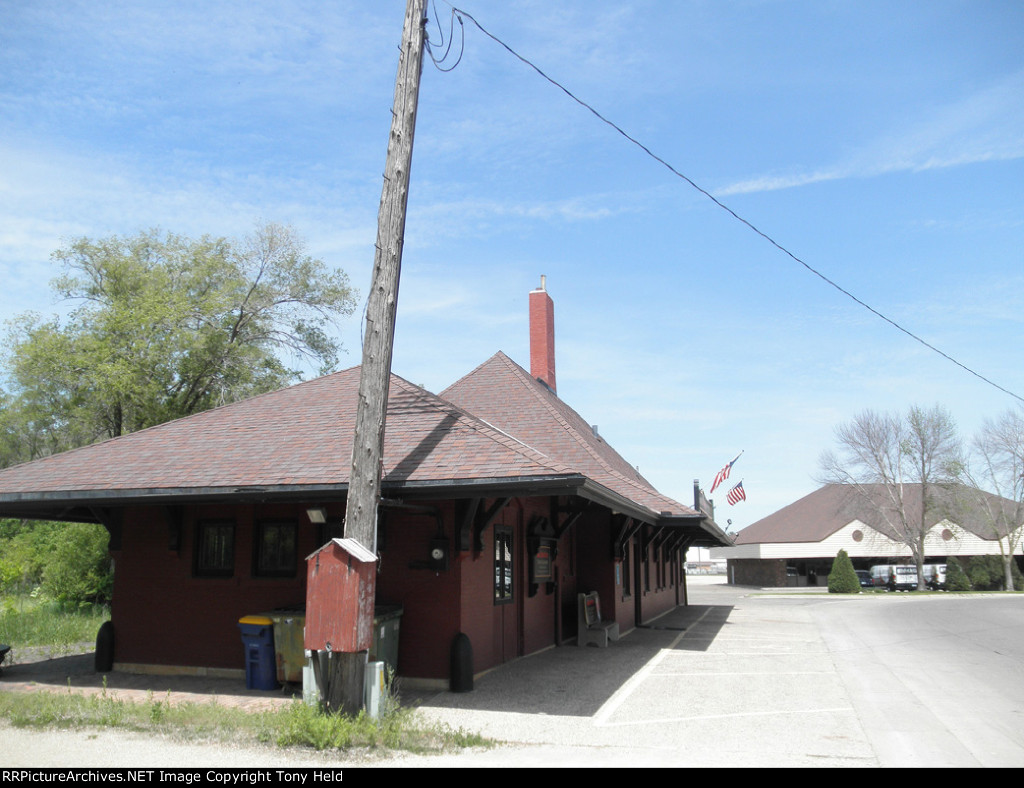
[304, 538, 377, 653]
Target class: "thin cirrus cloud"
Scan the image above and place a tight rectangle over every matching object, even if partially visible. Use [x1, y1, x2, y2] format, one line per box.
[716, 71, 1024, 197]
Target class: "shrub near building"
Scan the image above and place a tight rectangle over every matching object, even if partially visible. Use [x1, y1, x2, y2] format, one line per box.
[828, 549, 861, 594]
[944, 557, 971, 591]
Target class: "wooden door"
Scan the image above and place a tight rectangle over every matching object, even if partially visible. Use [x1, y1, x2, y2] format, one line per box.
[494, 523, 519, 663]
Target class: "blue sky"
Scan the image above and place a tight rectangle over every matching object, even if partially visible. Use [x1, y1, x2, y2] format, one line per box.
[1, 0, 1022, 535]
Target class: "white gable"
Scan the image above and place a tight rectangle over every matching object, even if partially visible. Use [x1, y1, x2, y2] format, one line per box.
[711, 519, 1024, 560]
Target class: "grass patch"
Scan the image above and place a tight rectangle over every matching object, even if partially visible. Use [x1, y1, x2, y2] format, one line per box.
[0, 688, 490, 757]
[273, 699, 489, 753]
[0, 594, 108, 654]
[0, 593, 490, 758]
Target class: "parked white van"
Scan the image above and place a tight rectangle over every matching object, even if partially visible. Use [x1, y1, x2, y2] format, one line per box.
[870, 564, 919, 591]
[922, 564, 946, 590]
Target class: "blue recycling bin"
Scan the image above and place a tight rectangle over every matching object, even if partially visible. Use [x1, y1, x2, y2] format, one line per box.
[238, 615, 279, 690]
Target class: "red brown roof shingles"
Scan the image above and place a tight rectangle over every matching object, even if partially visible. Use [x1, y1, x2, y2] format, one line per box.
[0, 353, 704, 526]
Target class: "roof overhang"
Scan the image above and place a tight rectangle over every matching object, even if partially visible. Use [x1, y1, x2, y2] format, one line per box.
[0, 483, 355, 524]
[0, 474, 734, 547]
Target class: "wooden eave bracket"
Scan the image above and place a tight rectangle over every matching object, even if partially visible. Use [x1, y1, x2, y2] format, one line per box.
[164, 505, 184, 553]
[460, 497, 512, 553]
[550, 497, 587, 538]
[90, 507, 123, 552]
[612, 514, 642, 561]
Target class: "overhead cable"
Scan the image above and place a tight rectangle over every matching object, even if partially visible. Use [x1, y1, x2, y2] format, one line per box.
[441, 3, 1024, 406]
[426, 1, 465, 72]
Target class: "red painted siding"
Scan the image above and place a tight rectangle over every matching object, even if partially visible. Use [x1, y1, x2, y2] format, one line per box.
[304, 540, 375, 653]
[519, 499, 557, 658]
[110, 503, 323, 670]
[611, 533, 638, 634]
[108, 493, 661, 681]
[576, 509, 616, 618]
[375, 503, 462, 680]
[635, 534, 683, 624]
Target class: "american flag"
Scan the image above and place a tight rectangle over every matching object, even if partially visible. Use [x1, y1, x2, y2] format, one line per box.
[709, 452, 742, 494]
[727, 481, 746, 506]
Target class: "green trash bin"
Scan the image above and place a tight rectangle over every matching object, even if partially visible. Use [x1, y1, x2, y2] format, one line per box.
[370, 605, 403, 674]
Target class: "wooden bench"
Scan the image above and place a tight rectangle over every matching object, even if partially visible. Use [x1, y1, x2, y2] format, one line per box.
[577, 592, 619, 648]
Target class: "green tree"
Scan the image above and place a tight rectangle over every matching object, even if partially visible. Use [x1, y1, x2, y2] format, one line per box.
[965, 556, 999, 590]
[0, 519, 64, 592]
[1, 223, 357, 462]
[41, 522, 113, 605]
[827, 549, 861, 594]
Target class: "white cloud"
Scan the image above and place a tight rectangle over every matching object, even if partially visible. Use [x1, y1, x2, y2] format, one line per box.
[717, 71, 1024, 197]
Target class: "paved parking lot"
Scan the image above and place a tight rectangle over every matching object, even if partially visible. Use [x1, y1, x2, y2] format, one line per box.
[401, 577, 875, 767]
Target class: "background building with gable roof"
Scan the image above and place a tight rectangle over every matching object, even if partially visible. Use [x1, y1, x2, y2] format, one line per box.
[712, 483, 1022, 588]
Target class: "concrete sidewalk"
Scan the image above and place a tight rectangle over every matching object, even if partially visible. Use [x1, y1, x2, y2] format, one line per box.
[399, 578, 873, 767]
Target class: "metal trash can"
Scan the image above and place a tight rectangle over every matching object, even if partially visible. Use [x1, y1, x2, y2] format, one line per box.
[370, 605, 403, 674]
[238, 615, 279, 690]
[263, 607, 306, 684]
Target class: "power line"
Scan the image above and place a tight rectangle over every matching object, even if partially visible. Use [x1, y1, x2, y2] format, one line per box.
[440, 4, 1024, 406]
[426, 1, 465, 72]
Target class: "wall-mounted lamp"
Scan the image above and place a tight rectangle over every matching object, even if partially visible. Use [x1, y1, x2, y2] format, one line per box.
[306, 507, 328, 524]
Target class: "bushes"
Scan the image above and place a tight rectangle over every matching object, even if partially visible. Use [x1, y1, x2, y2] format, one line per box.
[952, 555, 1024, 591]
[42, 522, 113, 605]
[828, 549, 861, 594]
[939, 556, 1023, 592]
[0, 518, 112, 605]
[945, 557, 971, 591]
[0, 520, 64, 593]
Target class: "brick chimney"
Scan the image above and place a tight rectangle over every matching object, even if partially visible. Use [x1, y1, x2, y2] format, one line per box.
[529, 275, 556, 393]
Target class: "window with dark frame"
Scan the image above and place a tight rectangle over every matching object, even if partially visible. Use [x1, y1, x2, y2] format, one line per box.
[254, 520, 298, 578]
[494, 526, 513, 605]
[194, 520, 235, 578]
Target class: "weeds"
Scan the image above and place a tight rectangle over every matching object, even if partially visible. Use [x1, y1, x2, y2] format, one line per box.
[0, 690, 489, 756]
[0, 594, 490, 757]
[0, 594, 108, 653]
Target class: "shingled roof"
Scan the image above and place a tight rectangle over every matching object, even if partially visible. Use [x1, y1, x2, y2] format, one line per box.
[0, 359, 730, 545]
[734, 483, 1016, 545]
[442, 352, 700, 520]
[0, 367, 580, 517]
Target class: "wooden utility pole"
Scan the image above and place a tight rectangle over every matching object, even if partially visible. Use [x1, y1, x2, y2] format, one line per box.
[348, 0, 427, 553]
[318, 0, 428, 715]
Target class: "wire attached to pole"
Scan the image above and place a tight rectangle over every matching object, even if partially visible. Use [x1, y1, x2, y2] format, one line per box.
[426, 1, 465, 72]
[437, 3, 1024, 406]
